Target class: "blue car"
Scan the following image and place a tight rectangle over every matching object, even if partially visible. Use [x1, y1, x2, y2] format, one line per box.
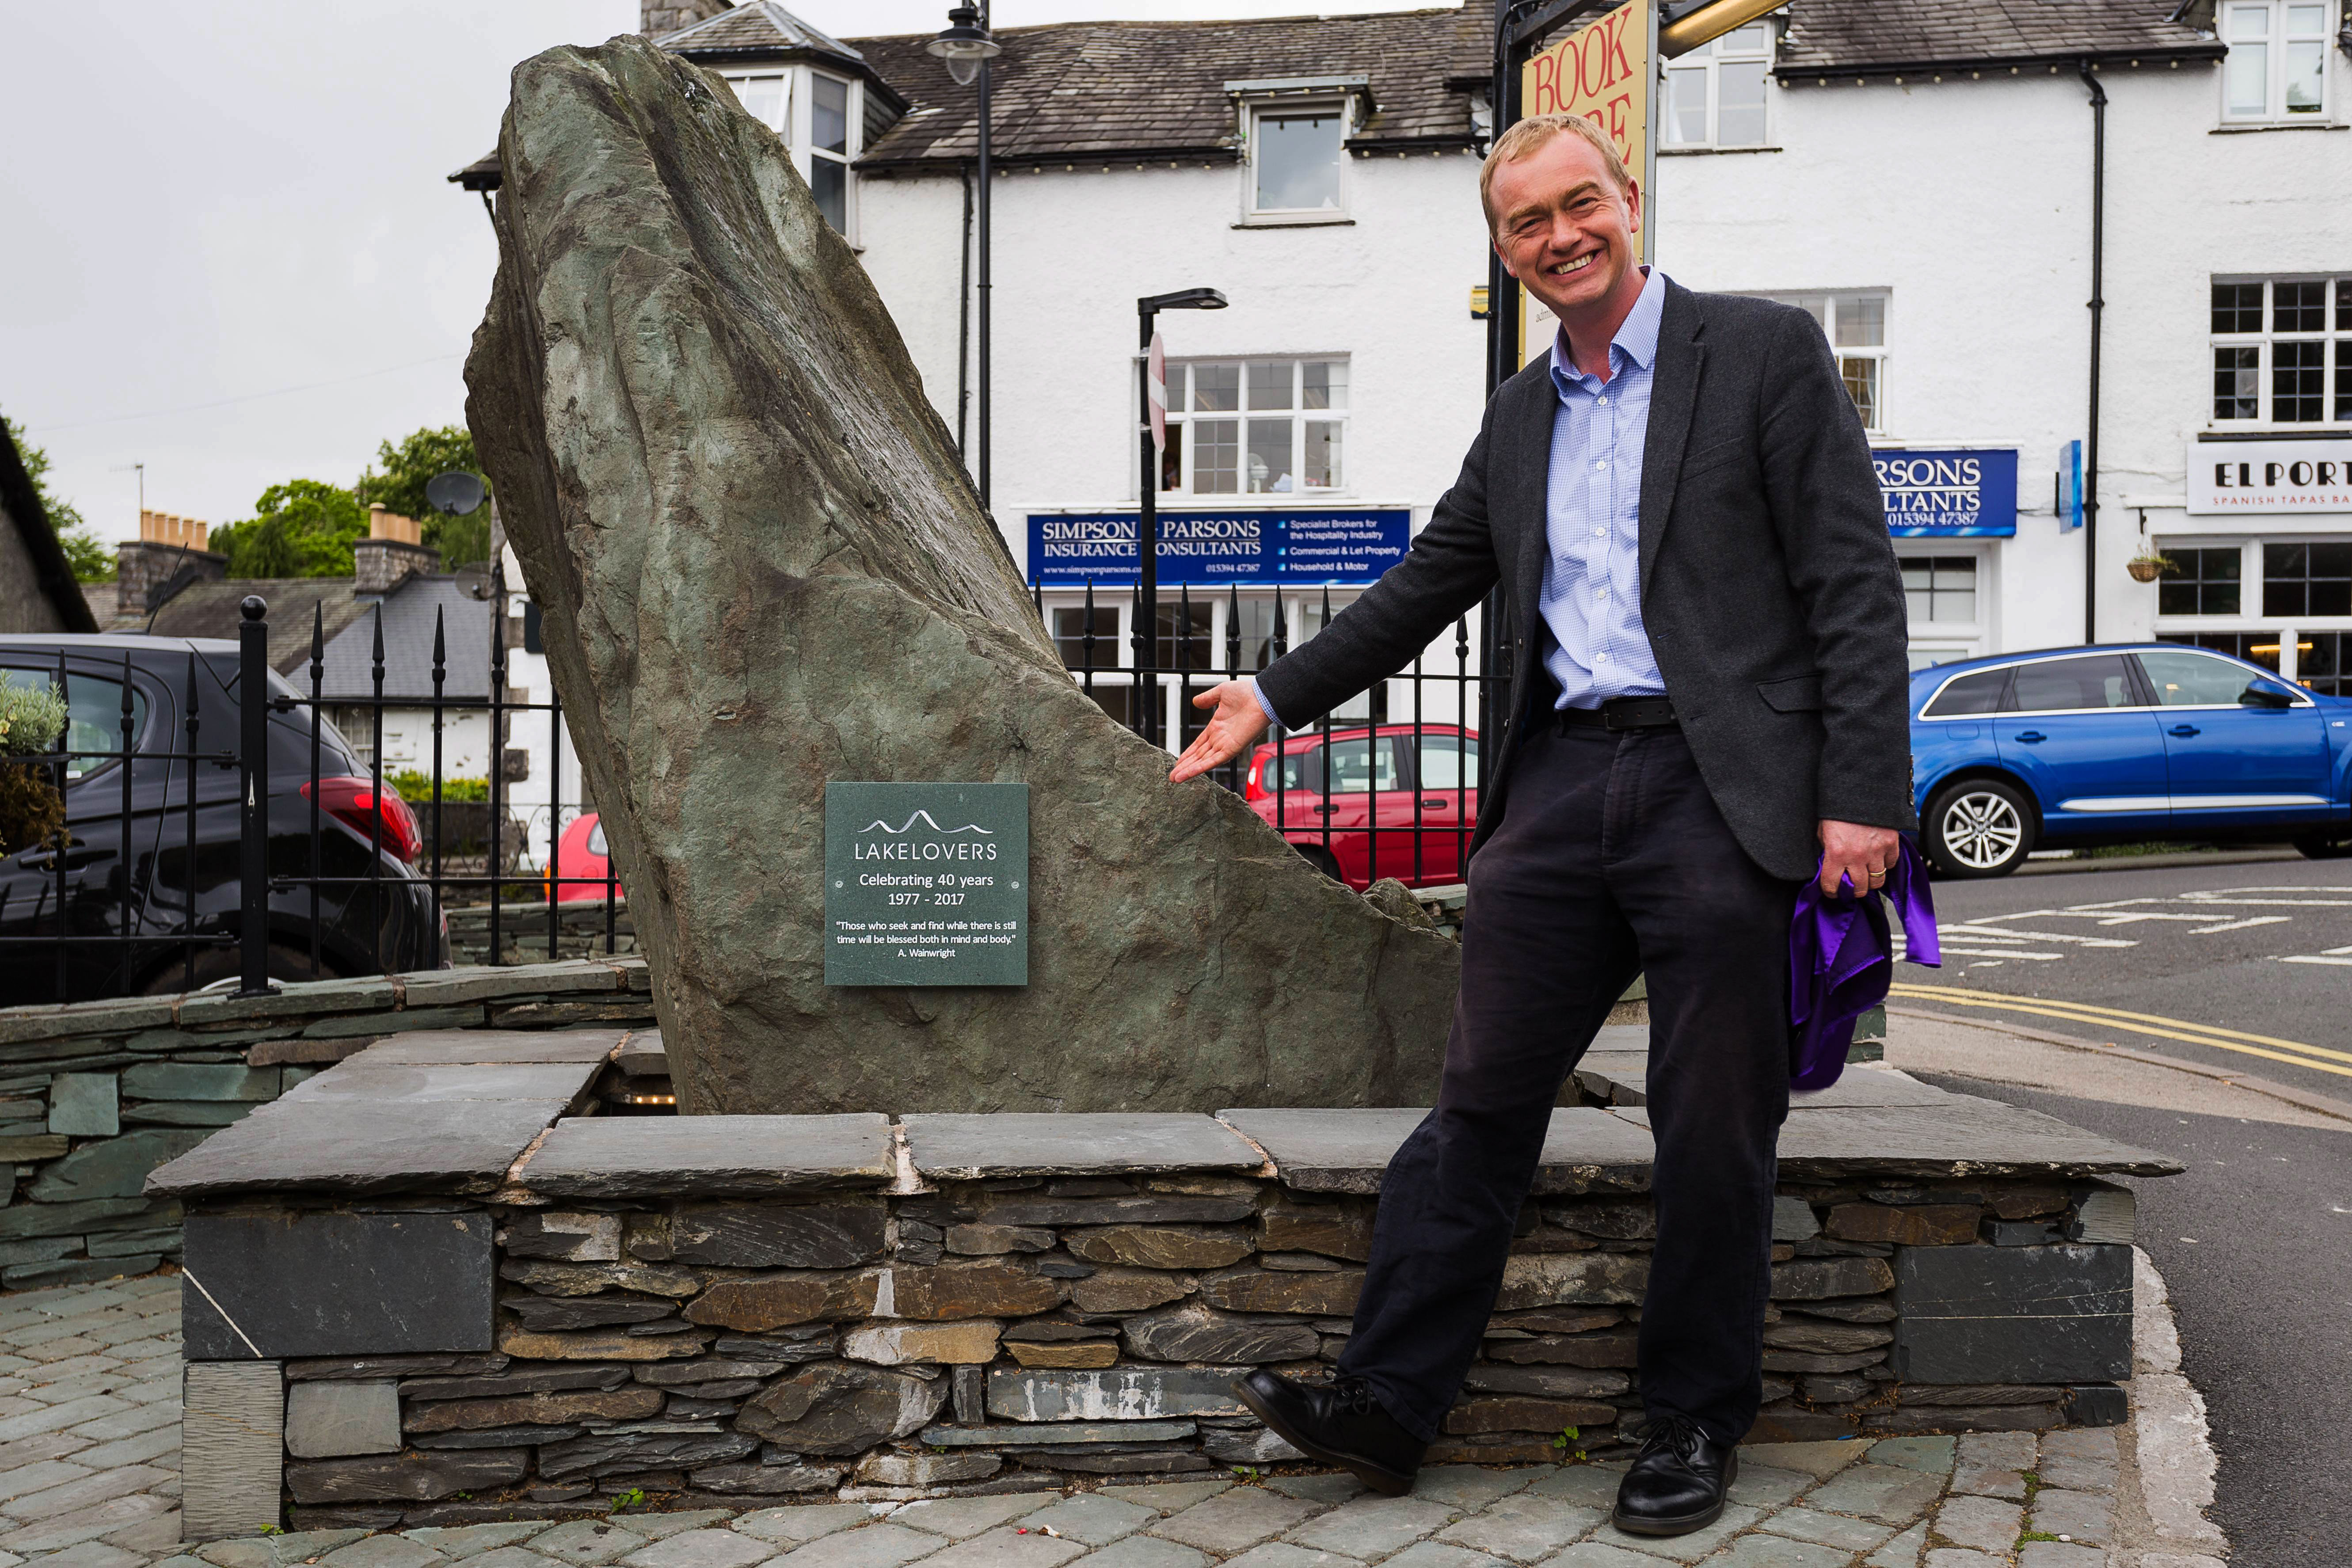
[1909, 643, 2352, 877]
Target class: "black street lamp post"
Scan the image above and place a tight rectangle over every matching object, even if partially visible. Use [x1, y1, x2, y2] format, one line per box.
[1135, 288, 1228, 746]
[929, 5, 1001, 508]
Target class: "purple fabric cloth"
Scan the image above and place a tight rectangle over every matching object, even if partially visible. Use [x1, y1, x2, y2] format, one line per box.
[1788, 837, 1941, 1091]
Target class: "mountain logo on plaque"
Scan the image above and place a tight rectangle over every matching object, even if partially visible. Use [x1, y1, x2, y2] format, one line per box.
[825, 782, 1029, 986]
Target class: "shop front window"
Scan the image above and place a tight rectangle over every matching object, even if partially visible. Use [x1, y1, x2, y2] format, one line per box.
[1158, 358, 1349, 498]
[2262, 540, 2352, 617]
[2158, 547, 2244, 615]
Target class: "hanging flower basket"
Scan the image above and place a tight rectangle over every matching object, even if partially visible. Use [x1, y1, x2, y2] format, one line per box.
[0, 683, 70, 858]
[2126, 554, 2173, 584]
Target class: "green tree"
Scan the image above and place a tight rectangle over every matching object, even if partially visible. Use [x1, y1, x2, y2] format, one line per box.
[211, 480, 369, 579]
[2, 414, 114, 584]
[355, 424, 492, 566]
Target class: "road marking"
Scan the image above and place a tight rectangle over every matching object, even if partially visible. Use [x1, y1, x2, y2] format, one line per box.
[1885, 982, 2352, 1079]
[2281, 955, 2352, 967]
[1939, 924, 2138, 948]
[1934, 948, 2064, 961]
[2189, 916, 2295, 935]
[2324, 945, 2352, 956]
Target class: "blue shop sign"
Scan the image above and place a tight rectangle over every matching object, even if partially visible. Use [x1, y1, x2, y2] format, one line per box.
[1873, 449, 2017, 537]
[1027, 508, 1411, 587]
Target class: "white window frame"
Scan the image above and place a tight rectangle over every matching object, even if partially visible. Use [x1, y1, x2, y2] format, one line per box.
[719, 66, 860, 240]
[1149, 357, 1353, 499]
[1895, 545, 1990, 668]
[2219, 0, 2335, 123]
[1241, 97, 1354, 224]
[2208, 274, 2350, 427]
[1754, 292, 1890, 434]
[1661, 18, 1774, 150]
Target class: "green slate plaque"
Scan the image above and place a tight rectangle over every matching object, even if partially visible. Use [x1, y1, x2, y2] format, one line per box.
[824, 782, 1029, 986]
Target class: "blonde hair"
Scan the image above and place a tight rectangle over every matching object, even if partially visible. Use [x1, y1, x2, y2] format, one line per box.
[1479, 113, 1634, 234]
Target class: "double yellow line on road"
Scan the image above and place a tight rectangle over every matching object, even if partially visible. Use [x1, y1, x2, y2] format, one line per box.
[1886, 982, 2352, 1081]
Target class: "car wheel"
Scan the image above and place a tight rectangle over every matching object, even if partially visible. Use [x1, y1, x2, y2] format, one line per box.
[141, 941, 344, 996]
[2292, 830, 2352, 860]
[1926, 780, 2036, 878]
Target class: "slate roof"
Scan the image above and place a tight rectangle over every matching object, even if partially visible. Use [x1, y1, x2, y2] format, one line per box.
[1775, 0, 2223, 76]
[133, 578, 375, 678]
[0, 422, 98, 636]
[656, 0, 864, 63]
[315, 577, 496, 701]
[851, 9, 1493, 171]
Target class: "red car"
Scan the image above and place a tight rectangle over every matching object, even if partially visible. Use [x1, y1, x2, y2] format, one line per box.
[1244, 724, 1480, 889]
[547, 811, 622, 903]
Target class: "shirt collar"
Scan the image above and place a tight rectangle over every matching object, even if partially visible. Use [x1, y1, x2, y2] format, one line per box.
[1549, 265, 1667, 392]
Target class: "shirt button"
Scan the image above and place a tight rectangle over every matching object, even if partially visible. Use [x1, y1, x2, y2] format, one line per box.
[1596, 395, 1609, 405]
[1595, 651, 1610, 662]
[1593, 460, 1606, 471]
[1592, 526, 1606, 537]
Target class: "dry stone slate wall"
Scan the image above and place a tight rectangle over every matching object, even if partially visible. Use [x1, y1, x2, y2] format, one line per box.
[0, 959, 653, 1284]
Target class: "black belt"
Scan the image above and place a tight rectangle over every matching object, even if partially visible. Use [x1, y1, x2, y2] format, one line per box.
[1557, 695, 1678, 733]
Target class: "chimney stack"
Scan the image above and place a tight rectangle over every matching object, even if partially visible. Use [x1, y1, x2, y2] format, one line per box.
[117, 509, 226, 614]
[641, 0, 731, 38]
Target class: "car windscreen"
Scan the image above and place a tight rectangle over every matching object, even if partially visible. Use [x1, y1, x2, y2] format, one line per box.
[1921, 666, 2013, 717]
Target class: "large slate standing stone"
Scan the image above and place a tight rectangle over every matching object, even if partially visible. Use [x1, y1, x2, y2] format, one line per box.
[464, 37, 1458, 1113]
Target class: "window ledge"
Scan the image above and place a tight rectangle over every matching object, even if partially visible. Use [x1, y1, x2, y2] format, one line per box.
[2210, 119, 2347, 133]
[1233, 213, 1356, 229]
[1658, 144, 1783, 156]
[2197, 427, 2352, 440]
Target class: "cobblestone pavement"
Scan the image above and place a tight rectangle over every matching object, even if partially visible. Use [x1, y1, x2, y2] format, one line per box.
[0, 1274, 186, 1568]
[0, 1278, 2154, 1568]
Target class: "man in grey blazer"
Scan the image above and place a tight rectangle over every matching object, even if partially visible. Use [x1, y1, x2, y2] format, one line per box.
[1171, 114, 1914, 1536]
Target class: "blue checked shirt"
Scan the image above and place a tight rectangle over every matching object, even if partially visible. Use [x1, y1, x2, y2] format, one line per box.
[1249, 266, 1670, 728]
[1538, 264, 1667, 709]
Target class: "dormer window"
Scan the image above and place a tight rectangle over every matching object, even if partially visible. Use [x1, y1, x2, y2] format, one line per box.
[1254, 104, 1346, 214]
[721, 66, 862, 237]
[1229, 76, 1368, 226]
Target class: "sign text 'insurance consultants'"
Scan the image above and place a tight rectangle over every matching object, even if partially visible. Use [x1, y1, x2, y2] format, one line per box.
[1874, 449, 2018, 537]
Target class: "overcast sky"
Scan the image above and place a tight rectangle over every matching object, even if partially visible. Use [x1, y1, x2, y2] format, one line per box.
[1, 0, 1451, 545]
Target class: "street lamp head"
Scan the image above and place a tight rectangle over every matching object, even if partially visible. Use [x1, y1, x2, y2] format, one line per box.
[927, 5, 1000, 87]
[1139, 287, 1229, 314]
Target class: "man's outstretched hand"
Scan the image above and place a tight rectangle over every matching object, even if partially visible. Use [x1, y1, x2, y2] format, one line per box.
[1169, 681, 1272, 784]
[1818, 818, 1901, 898]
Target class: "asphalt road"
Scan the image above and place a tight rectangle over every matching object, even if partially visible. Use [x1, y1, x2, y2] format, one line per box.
[1896, 852, 2352, 1102]
[1911, 1072, 2352, 1568]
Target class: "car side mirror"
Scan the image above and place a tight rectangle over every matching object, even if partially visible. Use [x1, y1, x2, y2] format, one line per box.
[2239, 685, 2295, 709]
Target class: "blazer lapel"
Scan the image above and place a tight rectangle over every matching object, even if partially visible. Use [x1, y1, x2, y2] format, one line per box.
[1504, 362, 1557, 632]
[1638, 282, 1705, 595]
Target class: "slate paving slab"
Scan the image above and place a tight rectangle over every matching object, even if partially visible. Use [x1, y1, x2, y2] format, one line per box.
[518, 1117, 895, 1198]
[772, 1524, 940, 1568]
[901, 1117, 1261, 1181]
[1149, 1491, 1324, 1554]
[1432, 1496, 1599, 1562]
[1284, 1496, 1457, 1559]
[1012, 1496, 1157, 1547]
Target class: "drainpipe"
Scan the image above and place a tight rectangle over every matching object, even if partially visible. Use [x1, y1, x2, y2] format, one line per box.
[2079, 60, 2107, 644]
[957, 164, 974, 461]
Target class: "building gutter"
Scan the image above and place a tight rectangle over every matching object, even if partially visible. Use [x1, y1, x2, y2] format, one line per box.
[1773, 45, 2222, 83]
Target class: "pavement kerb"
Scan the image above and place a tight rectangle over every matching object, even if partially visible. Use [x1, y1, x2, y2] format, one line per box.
[1886, 1002, 2352, 1127]
[2113, 1247, 2230, 1566]
[2013, 848, 2303, 877]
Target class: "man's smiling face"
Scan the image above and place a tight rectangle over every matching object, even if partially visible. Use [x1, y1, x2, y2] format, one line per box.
[1489, 130, 1643, 327]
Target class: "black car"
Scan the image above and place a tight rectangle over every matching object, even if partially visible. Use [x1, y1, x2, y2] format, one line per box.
[0, 635, 447, 1003]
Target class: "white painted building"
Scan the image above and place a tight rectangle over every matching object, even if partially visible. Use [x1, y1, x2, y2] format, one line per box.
[464, 0, 2352, 805]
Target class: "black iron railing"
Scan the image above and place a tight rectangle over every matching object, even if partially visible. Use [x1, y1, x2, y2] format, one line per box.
[4, 575, 1505, 1002]
[1031, 578, 1511, 892]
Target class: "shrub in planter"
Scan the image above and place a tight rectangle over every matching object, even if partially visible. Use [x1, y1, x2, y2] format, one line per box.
[0, 683, 69, 856]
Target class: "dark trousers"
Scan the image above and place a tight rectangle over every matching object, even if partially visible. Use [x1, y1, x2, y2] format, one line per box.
[1336, 717, 1796, 1446]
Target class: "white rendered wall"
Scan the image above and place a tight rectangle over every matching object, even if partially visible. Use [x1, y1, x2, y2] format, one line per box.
[849, 44, 2348, 680]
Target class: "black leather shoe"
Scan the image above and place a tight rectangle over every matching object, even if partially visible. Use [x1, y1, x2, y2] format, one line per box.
[1611, 1414, 1739, 1536]
[1233, 1370, 1427, 1496]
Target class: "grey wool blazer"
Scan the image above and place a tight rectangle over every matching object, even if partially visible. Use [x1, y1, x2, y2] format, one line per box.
[1254, 279, 1917, 883]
